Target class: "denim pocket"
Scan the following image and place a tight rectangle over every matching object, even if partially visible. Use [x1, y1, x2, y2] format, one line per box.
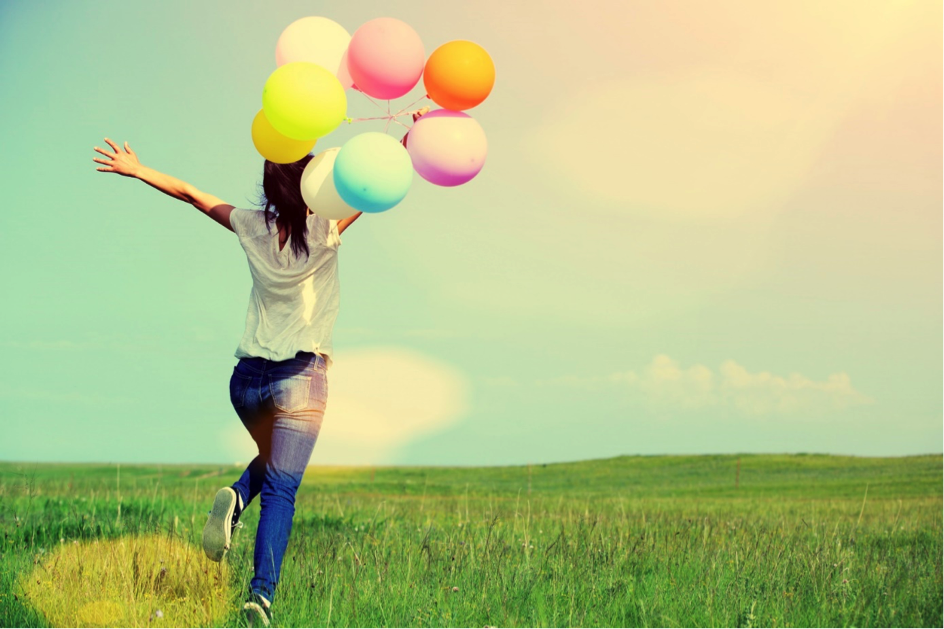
[311, 369, 328, 412]
[230, 372, 252, 408]
[270, 375, 312, 413]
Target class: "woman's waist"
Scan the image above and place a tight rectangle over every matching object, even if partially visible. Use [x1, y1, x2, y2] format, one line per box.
[237, 350, 327, 375]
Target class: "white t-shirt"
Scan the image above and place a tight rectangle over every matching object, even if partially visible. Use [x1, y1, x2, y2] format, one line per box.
[229, 208, 342, 369]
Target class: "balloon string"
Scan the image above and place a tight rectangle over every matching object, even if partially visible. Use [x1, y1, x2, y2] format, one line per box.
[392, 94, 430, 118]
[342, 92, 430, 133]
[345, 115, 392, 122]
[344, 109, 428, 124]
[359, 91, 390, 115]
[384, 100, 393, 134]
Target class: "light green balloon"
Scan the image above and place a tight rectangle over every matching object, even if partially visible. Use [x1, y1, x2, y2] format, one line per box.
[333, 132, 413, 213]
[262, 62, 347, 141]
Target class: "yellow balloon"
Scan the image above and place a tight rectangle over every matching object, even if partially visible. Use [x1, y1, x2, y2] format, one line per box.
[262, 62, 347, 140]
[251, 110, 315, 163]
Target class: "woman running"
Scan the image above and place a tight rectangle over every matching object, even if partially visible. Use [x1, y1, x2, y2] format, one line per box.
[91, 137, 362, 626]
[92, 109, 427, 622]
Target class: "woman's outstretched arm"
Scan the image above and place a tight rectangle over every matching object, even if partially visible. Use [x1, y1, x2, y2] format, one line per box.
[93, 137, 236, 232]
[329, 106, 429, 238]
[337, 212, 362, 235]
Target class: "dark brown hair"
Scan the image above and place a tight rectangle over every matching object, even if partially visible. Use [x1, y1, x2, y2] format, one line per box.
[256, 154, 314, 260]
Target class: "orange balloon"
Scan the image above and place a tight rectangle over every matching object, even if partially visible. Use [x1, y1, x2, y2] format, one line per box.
[423, 40, 495, 111]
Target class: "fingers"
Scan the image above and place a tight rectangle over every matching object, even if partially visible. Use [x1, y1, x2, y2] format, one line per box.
[93, 139, 121, 172]
[124, 141, 135, 155]
[93, 155, 115, 172]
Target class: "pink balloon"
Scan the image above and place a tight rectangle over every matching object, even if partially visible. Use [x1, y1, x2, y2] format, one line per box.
[347, 18, 425, 100]
[406, 109, 487, 187]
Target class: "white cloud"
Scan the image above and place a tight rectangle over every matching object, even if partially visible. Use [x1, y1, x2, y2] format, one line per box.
[541, 354, 873, 416]
[224, 346, 471, 465]
[715, 359, 872, 415]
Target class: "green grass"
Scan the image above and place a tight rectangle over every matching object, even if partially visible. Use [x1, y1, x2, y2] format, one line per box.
[1, 454, 941, 627]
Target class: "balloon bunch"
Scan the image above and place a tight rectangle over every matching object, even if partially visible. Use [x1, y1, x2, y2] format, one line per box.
[251, 16, 495, 220]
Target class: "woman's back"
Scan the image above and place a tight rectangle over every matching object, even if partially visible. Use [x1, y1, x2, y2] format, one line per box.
[229, 208, 342, 368]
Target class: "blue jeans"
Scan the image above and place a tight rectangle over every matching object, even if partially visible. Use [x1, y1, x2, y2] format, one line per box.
[229, 350, 328, 602]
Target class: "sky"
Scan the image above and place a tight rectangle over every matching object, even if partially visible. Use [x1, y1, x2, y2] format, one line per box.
[0, 0, 940, 466]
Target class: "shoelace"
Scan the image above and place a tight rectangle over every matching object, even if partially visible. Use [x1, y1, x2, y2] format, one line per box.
[205, 512, 246, 530]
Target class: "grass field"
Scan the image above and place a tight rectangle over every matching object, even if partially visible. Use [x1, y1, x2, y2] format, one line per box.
[1, 454, 941, 627]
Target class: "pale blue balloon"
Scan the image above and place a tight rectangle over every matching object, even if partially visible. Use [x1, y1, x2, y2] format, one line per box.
[333, 132, 413, 213]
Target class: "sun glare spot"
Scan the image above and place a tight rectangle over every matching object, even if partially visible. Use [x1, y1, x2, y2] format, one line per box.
[23, 534, 233, 628]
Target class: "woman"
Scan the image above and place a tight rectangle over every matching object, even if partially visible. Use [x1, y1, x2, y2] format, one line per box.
[91, 136, 370, 626]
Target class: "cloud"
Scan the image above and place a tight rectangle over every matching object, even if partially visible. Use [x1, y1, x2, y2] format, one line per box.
[714, 359, 873, 415]
[224, 346, 471, 465]
[525, 73, 832, 221]
[518, 2, 919, 222]
[541, 354, 873, 416]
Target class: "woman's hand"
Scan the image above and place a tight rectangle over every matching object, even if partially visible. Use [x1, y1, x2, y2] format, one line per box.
[90, 138, 235, 230]
[93, 138, 142, 178]
[401, 106, 430, 149]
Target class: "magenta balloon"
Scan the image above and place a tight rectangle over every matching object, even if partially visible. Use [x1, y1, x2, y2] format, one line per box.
[406, 109, 487, 187]
[347, 18, 425, 100]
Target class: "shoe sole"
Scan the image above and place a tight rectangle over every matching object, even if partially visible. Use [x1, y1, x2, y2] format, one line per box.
[203, 487, 236, 562]
[243, 602, 271, 627]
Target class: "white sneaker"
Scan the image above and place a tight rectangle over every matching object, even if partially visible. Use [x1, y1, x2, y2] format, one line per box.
[243, 592, 272, 627]
[202, 487, 241, 562]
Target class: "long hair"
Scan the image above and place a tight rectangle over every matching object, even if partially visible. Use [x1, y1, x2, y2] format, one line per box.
[255, 154, 314, 260]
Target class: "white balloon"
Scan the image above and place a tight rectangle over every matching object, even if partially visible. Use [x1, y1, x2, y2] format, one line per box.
[275, 17, 354, 89]
[300, 148, 359, 220]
